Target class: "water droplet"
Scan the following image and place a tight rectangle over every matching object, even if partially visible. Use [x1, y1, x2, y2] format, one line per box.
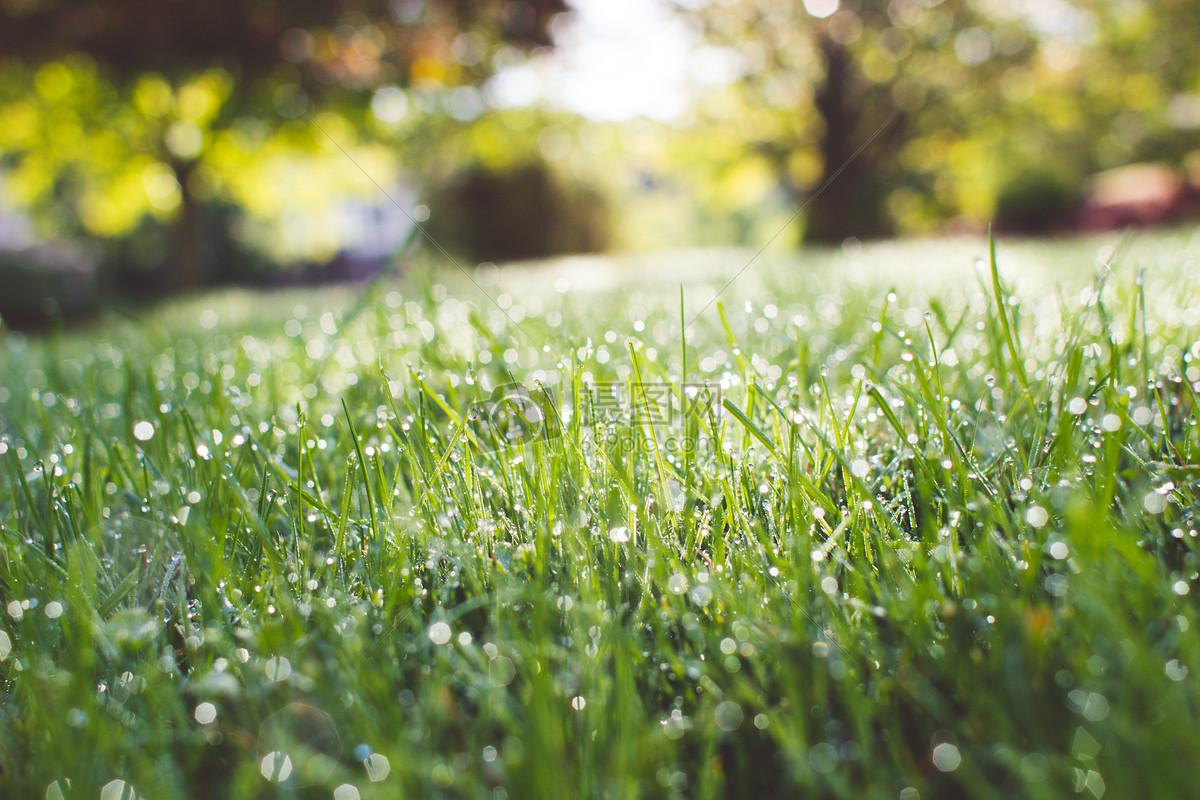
[260, 752, 293, 782]
[932, 742, 961, 772]
[715, 700, 744, 731]
[428, 621, 452, 645]
[364, 753, 391, 782]
[194, 702, 217, 724]
[607, 526, 630, 543]
[264, 656, 291, 682]
[100, 780, 137, 800]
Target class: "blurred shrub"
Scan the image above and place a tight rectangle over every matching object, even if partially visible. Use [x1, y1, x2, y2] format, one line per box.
[994, 170, 1081, 234]
[427, 160, 610, 263]
[0, 242, 99, 329]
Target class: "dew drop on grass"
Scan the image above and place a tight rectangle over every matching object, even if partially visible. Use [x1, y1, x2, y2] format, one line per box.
[1067, 397, 1087, 415]
[334, 785, 361, 800]
[44, 601, 63, 619]
[260, 752, 293, 782]
[489, 656, 516, 687]
[100, 779, 137, 800]
[932, 743, 961, 772]
[194, 702, 217, 724]
[714, 701, 744, 731]
[265, 657, 291, 682]
[608, 526, 630, 543]
[1026, 506, 1049, 528]
[0, 630, 10, 660]
[133, 421, 155, 441]
[809, 742, 838, 773]
[428, 621, 452, 645]
[364, 753, 391, 782]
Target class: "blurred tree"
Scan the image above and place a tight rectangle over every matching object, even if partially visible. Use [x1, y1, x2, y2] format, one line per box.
[674, 0, 1041, 243]
[0, 0, 567, 287]
[673, 0, 1200, 241]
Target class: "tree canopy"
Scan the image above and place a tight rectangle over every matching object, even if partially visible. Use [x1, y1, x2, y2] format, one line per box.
[671, 0, 1200, 241]
[0, 0, 568, 285]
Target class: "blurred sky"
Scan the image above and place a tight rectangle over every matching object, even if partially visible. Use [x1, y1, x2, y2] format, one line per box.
[487, 0, 1100, 121]
[489, 0, 722, 122]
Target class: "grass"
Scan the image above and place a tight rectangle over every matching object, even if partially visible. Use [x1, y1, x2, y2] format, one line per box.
[1, 228, 1199, 799]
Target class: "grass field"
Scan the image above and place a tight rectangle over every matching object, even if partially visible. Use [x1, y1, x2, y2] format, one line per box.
[1, 228, 1199, 799]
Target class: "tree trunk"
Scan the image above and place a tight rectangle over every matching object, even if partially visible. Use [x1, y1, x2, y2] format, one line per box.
[804, 33, 897, 244]
[169, 161, 212, 290]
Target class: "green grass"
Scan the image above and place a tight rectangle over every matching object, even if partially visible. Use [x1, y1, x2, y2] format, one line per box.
[1, 228, 1199, 799]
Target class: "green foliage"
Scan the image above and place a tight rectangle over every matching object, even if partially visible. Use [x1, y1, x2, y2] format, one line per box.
[674, 0, 1200, 239]
[0, 1, 569, 285]
[1, 230, 1199, 797]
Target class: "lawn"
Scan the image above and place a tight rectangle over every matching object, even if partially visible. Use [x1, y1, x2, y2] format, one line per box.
[1, 228, 1198, 799]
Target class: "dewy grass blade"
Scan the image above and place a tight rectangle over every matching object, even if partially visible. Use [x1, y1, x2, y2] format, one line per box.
[3, 231, 1200, 797]
[988, 226, 1029, 392]
[721, 397, 779, 459]
[343, 398, 380, 549]
[627, 340, 669, 505]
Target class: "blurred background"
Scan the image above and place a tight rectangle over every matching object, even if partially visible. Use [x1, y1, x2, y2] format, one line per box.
[1, 0, 1199, 327]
